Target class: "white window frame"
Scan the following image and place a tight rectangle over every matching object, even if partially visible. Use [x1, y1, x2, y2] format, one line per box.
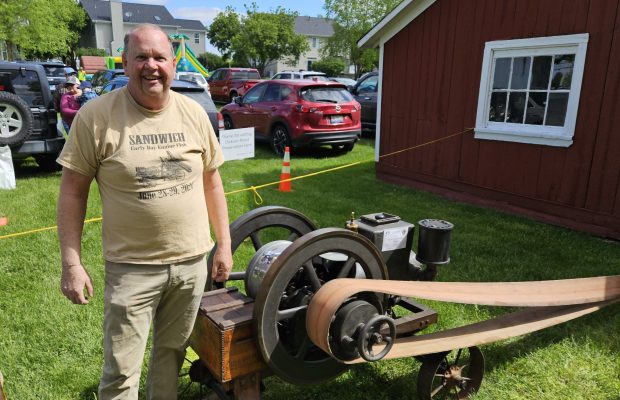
[475, 34, 589, 147]
[194, 33, 200, 44]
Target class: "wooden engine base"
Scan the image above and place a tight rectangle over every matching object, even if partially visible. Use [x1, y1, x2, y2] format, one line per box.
[189, 287, 267, 399]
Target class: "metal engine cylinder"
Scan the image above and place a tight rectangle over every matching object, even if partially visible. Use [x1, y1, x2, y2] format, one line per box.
[415, 219, 453, 265]
[245, 240, 292, 298]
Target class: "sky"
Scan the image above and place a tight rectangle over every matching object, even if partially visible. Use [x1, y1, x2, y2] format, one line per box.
[128, 0, 328, 53]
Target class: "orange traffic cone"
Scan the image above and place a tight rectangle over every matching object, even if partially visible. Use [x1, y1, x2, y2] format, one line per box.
[279, 147, 292, 192]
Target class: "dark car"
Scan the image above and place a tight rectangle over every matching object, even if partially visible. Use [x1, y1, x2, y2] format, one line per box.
[0, 61, 65, 170]
[221, 79, 361, 156]
[99, 76, 223, 136]
[33, 61, 67, 94]
[91, 69, 125, 94]
[351, 71, 378, 132]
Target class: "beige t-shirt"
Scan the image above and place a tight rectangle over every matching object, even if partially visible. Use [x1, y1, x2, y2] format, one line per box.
[58, 87, 224, 264]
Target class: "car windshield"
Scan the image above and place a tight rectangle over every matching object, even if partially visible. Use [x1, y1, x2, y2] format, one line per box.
[231, 71, 260, 79]
[43, 66, 65, 77]
[305, 75, 329, 82]
[299, 87, 353, 103]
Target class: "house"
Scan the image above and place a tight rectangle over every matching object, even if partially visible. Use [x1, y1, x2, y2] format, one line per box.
[358, 0, 620, 239]
[263, 16, 335, 78]
[78, 0, 206, 57]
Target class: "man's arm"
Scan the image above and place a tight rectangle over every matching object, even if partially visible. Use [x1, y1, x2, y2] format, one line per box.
[57, 167, 94, 304]
[203, 168, 233, 282]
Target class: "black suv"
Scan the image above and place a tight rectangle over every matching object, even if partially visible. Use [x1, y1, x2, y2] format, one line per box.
[0, 62, 65, 170]
[33, 61, 67, 94]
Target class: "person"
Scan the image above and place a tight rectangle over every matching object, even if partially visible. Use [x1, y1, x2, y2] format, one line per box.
[76, 80, 98, 107]
[59, 75, 82, 132]
[77, 66, 86, 82]
[56, 23, 233, 400]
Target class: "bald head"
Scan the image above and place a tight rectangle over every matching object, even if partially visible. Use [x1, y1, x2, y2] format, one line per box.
[123, 24, 174, 58]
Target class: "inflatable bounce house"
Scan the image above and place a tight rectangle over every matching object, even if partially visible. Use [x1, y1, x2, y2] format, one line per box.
[79, 35, 209, 77]
[170, 34, 209, 77]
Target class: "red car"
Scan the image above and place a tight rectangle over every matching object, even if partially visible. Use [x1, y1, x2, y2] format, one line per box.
[207, 67, 261, 103]
[221, 80, 361, 155]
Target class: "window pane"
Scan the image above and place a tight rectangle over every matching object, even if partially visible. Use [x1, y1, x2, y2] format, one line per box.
[525, 92, 547, 125]
[530, 56, 552, 90]
[510, 57, 531, 90]
[488, 92, 507, 122]
[507, 92, 526, 123]
[493, 58, 511, 89]
[550, 54, 574, 90]
[546, 93, 568, 126]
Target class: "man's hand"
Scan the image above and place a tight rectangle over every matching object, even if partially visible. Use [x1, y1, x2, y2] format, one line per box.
[211, 246, 233, 282]
[61, 264, 94, 305]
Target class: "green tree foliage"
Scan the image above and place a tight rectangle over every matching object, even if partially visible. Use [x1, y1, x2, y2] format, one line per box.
[206, 6, 240, 60]
[311, 57, 346, 76]
[198, 51, 229, 71]
[0, 0, 86, 61]
[206, 3, 309, 75]
[323, 0, 401, 78]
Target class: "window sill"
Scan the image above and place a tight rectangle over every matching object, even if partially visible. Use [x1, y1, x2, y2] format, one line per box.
[474, 128, 573, 147]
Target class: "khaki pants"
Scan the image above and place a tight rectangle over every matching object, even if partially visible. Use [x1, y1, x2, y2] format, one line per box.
[99, 255, 208, 400]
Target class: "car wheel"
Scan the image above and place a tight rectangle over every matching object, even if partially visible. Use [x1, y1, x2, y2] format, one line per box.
[223, 115, 234, 130]
[229, 91, 238, 103]
[0, 92, 33, 148]
[35, 153, 62, 172]
[331, 142, 355, 153]
[270, 124, 291, 157]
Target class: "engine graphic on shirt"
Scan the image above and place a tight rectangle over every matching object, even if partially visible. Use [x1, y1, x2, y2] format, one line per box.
[135, 151, 192, 188]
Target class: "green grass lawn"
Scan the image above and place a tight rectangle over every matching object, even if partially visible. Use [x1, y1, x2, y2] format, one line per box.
[0, 139, 619, 399]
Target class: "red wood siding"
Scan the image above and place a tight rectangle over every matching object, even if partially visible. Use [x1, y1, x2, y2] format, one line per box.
[377, 0, 620, 238]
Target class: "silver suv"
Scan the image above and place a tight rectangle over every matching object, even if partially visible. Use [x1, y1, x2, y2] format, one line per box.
[271, 70, 329, 81]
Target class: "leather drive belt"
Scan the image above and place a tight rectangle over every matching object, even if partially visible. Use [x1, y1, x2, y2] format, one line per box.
[306, 275, 620, 363]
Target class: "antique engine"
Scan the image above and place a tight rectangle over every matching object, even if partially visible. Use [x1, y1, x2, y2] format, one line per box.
[187, 206, 619, 400]
[189, 206, 462, 399]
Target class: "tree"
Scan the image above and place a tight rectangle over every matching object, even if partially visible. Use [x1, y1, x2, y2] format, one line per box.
[311, 57, 346, 76]
[206, 7, 241, 60]
[206, 3, 309, 76]
[322, 0, 401, 78]
[0, 0, 86, 61]
[198, 51, 229, 71]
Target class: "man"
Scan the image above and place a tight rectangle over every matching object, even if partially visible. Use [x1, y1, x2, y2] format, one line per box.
[56, 24, 233, 399]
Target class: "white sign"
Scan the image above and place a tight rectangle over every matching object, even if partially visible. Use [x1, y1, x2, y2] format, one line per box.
[382, 227, 408, 252]
[219, 127, 255, 161]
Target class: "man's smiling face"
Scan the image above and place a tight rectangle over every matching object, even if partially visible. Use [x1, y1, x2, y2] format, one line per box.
[122, 27, 176, 110]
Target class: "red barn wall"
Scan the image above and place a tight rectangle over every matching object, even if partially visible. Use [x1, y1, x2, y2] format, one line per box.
[377, 0, 620, 238]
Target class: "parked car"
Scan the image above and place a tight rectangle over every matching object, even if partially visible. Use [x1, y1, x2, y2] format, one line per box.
[0, 61, 65, 170]
[175, 71, 210, 96]
[33, 61, 67, 94]
[271, 70, 329, 81]
[328, 77, 357, 91]
[350, 71, 378, 131]
[99, 76, 223, 136]
[207, 67, 261, 103]
[221, 79, 361, 156]
[90, 69, 125, 94]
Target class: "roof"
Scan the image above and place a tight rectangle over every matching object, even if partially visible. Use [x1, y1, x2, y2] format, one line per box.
[358, 0, 437, 49]
[79, 0, 204, 30]
[294, 16, 334, 37]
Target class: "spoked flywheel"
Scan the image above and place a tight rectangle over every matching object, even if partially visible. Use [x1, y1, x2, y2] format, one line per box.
[253, 228, 389, 385]
[206, 206, 317, 290]
[417, 346, 484, 400]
